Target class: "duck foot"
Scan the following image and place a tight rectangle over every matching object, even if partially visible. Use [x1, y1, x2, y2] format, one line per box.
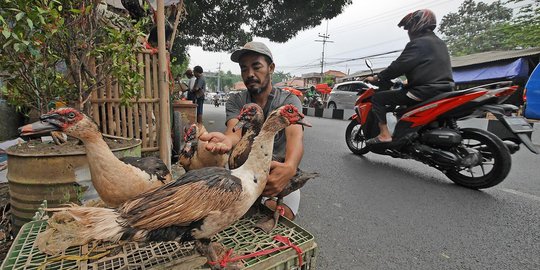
[254, 215, 277, 233]
[255, 199, 283, 233]
[196, 241, 243, 270]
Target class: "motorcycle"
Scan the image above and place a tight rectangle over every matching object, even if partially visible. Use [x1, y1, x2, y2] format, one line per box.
[345, 80, 538, 189]
[304, 93, 324, 109]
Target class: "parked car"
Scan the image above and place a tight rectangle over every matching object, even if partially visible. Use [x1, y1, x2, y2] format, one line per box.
[524, 63, 540, 119]
[326, 81, 376, 110]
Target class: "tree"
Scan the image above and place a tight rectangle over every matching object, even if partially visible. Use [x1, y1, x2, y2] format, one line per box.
[500, 0, 540, 49]
[0, 0, 146, 114]
[206, 71, 241, 92]
[171, 0, 352, 65]
[439, 0, 512, 56]
[272, 71, 292, 85]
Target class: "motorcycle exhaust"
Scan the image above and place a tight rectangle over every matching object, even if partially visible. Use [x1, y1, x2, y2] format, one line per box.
[503, 140, 520, 154]
[413, 144, 460, 167]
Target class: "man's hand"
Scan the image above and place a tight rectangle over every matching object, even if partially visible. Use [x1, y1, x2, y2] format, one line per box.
[365, 75, 378, 83]
[199, 132, 233, 154]
[263, 161, 296, 197]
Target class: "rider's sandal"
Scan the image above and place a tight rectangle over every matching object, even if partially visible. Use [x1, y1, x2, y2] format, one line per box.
[366, 137, 392, 146]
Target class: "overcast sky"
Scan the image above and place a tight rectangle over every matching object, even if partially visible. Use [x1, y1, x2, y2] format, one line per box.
[188, 0, 518, 77]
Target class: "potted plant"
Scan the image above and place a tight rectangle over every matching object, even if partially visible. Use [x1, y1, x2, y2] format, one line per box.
[0, 0, 149, 233]
[0, 0, 146, 115]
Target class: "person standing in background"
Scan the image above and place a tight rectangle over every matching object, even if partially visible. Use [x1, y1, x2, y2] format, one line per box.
[192, 66, 206, 124]
[185, 69, 196, 101]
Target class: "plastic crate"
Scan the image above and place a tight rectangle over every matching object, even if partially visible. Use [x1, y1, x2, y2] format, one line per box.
[1, 212, 317, 270]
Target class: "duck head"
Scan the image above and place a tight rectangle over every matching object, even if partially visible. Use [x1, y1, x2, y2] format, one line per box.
[180, 124, 198, 158]
[264, 104, 311, 132]
[233, 103, 265, 133]
[19, 108, 99, 140]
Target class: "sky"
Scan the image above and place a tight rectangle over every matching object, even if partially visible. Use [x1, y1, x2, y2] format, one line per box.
[187, 0, 519, 77]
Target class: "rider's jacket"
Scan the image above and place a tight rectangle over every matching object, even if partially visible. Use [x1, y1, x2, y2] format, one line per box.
[378, 31, 454, 101]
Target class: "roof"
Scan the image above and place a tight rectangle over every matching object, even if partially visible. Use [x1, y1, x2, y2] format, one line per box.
[324, 70, 347, 77]
[301, 70, 347, 79]
[451, 47, 540, 68]
[337, 67, 386, 82]
[274, 78, 305, 88]
[232, 81, 246, 90]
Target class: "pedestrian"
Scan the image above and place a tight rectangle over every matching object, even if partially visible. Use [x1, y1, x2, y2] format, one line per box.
[365, 9, 454, 145]
[199, 41, 305, 220]
[184, 69, 196, 102]
[192, 66, 206, 124]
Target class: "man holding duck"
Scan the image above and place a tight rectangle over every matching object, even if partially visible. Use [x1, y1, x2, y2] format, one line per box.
[200, 41, 305, 220]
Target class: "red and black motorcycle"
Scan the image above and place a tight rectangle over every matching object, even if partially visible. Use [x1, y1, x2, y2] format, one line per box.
[345, 81, 538, 189]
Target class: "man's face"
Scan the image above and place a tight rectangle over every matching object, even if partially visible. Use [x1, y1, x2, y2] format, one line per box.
[239, 54, 275, 95]
[194, 72, 201, 78]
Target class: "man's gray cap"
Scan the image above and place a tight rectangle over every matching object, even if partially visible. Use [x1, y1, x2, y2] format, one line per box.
[230, 41, 273, 63]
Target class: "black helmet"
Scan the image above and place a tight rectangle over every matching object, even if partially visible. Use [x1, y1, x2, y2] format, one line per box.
[398, 9, 437, 35]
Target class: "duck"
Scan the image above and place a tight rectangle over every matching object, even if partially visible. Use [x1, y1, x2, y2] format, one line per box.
[19, 108, 172, 207]
[178, 123, 228, 171]
[227, 104, 319, 232]
[38, 104, 310, 268]
[178, 104, 265, 172]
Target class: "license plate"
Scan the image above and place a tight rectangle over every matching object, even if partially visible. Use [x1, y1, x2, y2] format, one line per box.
[502, 116, 533, 133]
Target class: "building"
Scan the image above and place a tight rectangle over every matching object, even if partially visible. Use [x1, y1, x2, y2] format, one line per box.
[231, 81, 247, 91]
[274, 77, 305, 88]
[301, 70, 347, 87]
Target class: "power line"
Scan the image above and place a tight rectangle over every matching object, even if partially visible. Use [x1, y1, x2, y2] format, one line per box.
[314, 20, 334, 78]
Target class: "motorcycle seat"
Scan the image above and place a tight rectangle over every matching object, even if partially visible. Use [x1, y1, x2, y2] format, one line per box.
[398, 88, 481, 114]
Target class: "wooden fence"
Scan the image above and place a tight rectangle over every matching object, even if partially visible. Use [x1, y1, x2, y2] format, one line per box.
[89, 50, 161, 152]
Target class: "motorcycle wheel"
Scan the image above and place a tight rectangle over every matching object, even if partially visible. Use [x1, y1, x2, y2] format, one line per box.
[345, 120, 370, 155]
[445, 128, 512, 189]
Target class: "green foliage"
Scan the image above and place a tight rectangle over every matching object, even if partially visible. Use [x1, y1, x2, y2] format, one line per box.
[0, 0, 147, 114]
[170, 0, 352, 63]
[439, 0, 540, 56]
[439, 0, 512, 56]
[206, 70, 241, 92]
[499, 0, 540, 49]
[271, 71, 292, 85]
[323, 74, 335, 86]
[170, 55, 190, 79]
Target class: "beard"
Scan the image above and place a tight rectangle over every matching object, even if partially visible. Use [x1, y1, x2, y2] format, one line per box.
[245, 76, 268, 95]
[247, 86, 265, 95]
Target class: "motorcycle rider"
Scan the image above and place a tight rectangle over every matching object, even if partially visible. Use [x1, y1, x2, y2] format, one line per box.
[365, 9, 454, 145]
[305, 86, 321, 108]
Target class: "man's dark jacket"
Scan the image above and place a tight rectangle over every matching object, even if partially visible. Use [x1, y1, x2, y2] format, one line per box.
[378, 31, 454, 101]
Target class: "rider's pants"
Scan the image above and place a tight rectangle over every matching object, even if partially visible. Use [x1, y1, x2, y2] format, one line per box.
[371, 90, 418, 124]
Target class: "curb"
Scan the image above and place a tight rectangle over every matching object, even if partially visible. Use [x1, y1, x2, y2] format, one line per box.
[302, 107, 355, 120]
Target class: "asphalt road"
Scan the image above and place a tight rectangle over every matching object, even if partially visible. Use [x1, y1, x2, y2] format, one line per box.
[202, 104, 540, 270]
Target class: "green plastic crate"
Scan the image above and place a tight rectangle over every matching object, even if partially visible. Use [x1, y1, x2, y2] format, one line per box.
[1, 212, 317, 270]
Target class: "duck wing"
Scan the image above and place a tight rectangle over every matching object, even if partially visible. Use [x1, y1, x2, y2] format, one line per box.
[228, 129, 258, 170]
[120, 156, 171, 183]
[119, 167, 242, 230]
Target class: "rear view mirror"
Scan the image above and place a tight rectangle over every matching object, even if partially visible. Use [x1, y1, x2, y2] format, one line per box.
[365, 59, 373, 69]
[365, 59, 374, 75]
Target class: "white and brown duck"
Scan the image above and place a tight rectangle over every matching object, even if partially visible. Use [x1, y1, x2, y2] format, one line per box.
[228, 104, 319, 232]
[38, 105, 310, 269]
[19, 108, 172, 207]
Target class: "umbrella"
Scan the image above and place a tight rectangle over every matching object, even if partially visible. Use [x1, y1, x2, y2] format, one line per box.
[315, 84, 332, 94]
[282, 87, 303, 98]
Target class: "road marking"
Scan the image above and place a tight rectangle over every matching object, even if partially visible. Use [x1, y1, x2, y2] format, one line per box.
[498, 188, 540, 202]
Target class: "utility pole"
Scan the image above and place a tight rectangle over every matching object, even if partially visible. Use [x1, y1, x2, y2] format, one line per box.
[315, 20, 333, 83]
[217, 62, 222, 93]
